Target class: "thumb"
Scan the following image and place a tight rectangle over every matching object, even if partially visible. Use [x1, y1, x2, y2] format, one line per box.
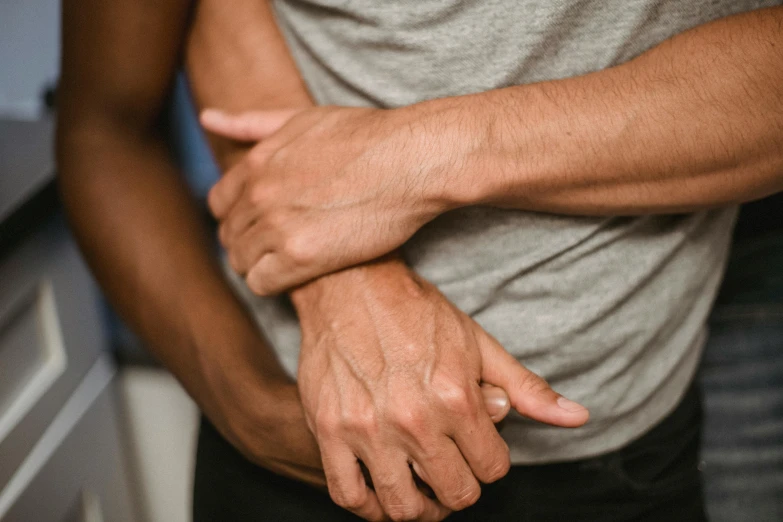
[479, 338, 589, 428]
[200, 108, 303, 142]
[480, 383, 511, 423]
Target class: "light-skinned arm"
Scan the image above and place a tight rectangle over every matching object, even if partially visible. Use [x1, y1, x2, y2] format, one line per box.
[203, 6, 783, 293]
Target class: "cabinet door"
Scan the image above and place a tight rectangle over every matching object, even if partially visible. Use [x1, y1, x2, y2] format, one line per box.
[1, 367, 139, 522]
[0, 216, 106, 493]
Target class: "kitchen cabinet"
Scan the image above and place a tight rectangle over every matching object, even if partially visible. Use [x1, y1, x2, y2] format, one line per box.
[0, 119, 140, 522]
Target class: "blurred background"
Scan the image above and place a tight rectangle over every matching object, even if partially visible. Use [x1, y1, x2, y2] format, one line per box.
[1, 2, 781, 522]
[0, 1, 216, 521]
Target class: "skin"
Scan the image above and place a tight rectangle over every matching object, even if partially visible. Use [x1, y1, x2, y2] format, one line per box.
[203, 6, 783, 295]
[293, 259, 588, 520]
[58, 0, 326, 491]
[58, 1, 587, 520]
[190, 5, 589, 519]
[187, 5, 589, 519]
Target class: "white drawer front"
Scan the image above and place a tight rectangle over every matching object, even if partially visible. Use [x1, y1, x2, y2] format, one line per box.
[0, 215, 106, 492]
[0, 281, 67, 444]
[0, 357, 138, 522]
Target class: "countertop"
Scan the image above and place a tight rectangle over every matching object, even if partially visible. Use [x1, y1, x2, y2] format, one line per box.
[0, 118, 57, 257]
[0, 118, 55, 224]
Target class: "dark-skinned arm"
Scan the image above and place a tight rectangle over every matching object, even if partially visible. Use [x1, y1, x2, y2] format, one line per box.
[57, 0, 324, 487]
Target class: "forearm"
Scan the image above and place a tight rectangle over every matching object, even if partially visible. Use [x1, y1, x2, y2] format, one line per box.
[186, 0, 311, 167]
[59, 127, 329, 483]
[426, 7, 783, 215]
[57, 126, 289, 402]
[186, 0, 410, 296]
[58, 0, 329, 486]
[57, 0, 291, 408]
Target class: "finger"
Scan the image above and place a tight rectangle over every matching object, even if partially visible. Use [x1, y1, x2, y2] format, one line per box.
[200, 108, 303, 142]
[479, 336, 589, 428]
[225, 219, 275, 276]
[450, 386, 512, 484]
[410, 440, 481, 511]
[217, 195, 260, 248]
[367, 455, 451, 522]
[246, 252, 290, 296]
[480, 383, 511, 423]
[207, 164, 249, 220]
[246, 235, 352, 295]
[246, 249, 323, 296]
[321, 440, 386, 522]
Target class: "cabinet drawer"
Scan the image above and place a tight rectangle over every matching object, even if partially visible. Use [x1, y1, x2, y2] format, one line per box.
[0, 215, 106, 491]
[0, 357, 138, 522]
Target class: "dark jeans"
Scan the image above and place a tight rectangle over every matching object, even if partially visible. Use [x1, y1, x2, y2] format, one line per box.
[700, 231, 783, 522]
[193, 381, 706, 522]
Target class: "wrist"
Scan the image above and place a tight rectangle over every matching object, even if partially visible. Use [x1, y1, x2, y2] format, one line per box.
[399, 94, 513, 210]
[411, 84, 560, 210]
[196, 331, 296, 431]
[290, 254, 422, 316]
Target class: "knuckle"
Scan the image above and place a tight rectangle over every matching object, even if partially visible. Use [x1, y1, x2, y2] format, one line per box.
[436, 381, 473, 415]
[329, 486, 366, 511]
[247, 148, 269, 169]
[246, 273, 271, 296]
[375, 478, 415, 516]
[268, 144, 291, 165]
[480, 452, 511, 484]
[248, 183, 271, 207]
[389, 404, 426, 435]
[266, 147, 295, 176]
[386, 504, 423, 522]
[282, 234, 318, 266]
[225, 217, 242, 237]
[448, 483, 481, 511]
[342, 410, 377, 436]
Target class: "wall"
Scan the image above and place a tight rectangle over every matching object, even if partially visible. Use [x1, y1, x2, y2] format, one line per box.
[0, 0, 60, 119]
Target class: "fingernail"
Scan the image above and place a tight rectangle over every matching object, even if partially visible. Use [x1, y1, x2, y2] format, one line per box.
[557, 396, 587, 413]
[487, 394, 509, 410]
[482, 386, 509, 408]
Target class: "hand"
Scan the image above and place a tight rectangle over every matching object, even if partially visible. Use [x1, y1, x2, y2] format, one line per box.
[201, 105, 462, 295]
[197, 293, 511, 521]
[291, 258, 589, 521]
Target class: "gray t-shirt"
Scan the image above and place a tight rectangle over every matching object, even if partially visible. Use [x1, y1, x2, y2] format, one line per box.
[227, 0, 779, 464]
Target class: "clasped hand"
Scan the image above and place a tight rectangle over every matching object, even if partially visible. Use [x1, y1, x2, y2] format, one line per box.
[291, 262, 589, 521]
[202, 104, 461, 295]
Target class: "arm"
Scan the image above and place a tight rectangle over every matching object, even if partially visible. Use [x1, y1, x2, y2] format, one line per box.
[58, 0, 323, 488]
[202, 6, 783, 292]
[187, 3, 588, 521]
[455, 6, 783, 214]
[185, 0, 311, 167]
[58, 1, 548, 519]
